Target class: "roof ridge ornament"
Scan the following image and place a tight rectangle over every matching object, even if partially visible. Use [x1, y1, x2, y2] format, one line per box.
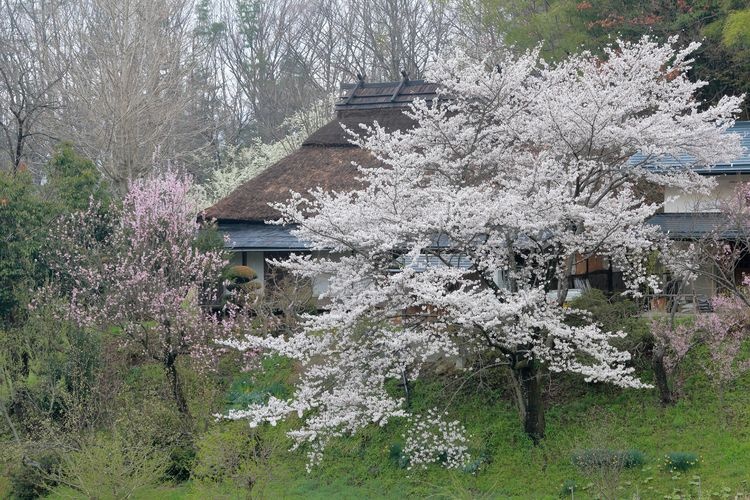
[345, 73, 366, 105]
[390, 70, 409, 102]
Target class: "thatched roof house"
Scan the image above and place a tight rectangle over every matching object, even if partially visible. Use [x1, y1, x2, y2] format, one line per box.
[205, 77, 438, 287]
[207, 73, 750, 304]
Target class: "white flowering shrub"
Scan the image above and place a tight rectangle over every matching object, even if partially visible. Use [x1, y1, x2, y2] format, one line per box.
[193, 96, 334, 209]
[403, 410, 472, 470]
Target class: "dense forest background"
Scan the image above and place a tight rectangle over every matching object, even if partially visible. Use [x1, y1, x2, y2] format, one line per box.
[1, 0, 749, 188]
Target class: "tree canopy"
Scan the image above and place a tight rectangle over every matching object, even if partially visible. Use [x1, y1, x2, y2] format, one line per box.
[482, 0, 750, 118]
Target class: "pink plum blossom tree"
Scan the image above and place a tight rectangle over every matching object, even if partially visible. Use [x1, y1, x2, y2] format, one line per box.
[44, 171, 239, 417]
[696, 294, 750, 400]
[652, 292, 750, 408]
[224, 37, 743, 468]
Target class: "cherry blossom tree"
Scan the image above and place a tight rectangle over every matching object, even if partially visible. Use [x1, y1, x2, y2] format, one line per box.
[44, 171, 239, 417]
[224, 37, 743, 468]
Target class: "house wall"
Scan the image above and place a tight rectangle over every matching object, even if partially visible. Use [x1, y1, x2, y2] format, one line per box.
[664, 174, 750, 213]
[668, 241, 715, 298]
[311, 251, 331, 297]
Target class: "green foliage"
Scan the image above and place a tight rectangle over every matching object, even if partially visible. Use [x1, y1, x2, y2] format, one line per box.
[8, 450, 60, 500]
[194, 0, 226, 40]
[568, 289, 651, 364]
[237, 0, 261, 48]
[1, 301, 105, 435]
[224, 355, 293, 410]
[44, 142, 109, 212]
[665, 451, 700, 472]
[0, 170, 51, 325]
[6, 343, 747, 499]
[192, 420, 283, 495]
[193, 221, 225, 254]
[569, 289, 639, 331]
[722, 9, 750, 48]
[388, 443, 409, 469]
[559, 479, 577, 498]
[226, 375, 289, 409]
[167, 443, 197, 483]
[0, 144, 108, 326]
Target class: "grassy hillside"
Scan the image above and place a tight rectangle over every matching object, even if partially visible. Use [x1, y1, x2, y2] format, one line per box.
[41, 349, 750, 499]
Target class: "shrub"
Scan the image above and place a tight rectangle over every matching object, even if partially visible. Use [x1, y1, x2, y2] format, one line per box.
[167, 439, 196, 482]
[568, 290, 639, 331]
[388, 444, 409, 469]
[568, 290, 651, 364]
[665, 452, 699, 472]
[571, 446, 643, 500]
[559, 479, 577, 498]
[8, 451, 60, 500]
[192, 421, 282, 493]
[51, 432, 169, 499]
[225, 265, 257, 283]
[571, 448, 645, 469]
[226, 374, 289, 409]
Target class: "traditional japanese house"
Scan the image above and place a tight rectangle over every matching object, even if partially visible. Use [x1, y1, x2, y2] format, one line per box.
[203, 77, 439, 293]
[644, 121, 750, 303]
[206, 75, 750, 302]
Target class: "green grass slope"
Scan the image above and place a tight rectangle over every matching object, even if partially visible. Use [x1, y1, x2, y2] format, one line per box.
[136, 352, 750, 500]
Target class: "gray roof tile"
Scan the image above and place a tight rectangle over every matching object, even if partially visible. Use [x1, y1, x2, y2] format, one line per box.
[633, 122, 750, 173]
[220, 223, 310, 251]
[646, 212, 733, 239]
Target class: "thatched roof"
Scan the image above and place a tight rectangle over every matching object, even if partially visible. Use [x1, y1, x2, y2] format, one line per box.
[203, 146, 380, 222]
[303, 108, 418, 147]
[204, 78, 438, 223]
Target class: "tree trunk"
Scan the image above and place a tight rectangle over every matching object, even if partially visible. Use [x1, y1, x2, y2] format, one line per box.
[165, 354, 190, 418]
[652, 345, 673, 406]
[509, 360, 546, 443]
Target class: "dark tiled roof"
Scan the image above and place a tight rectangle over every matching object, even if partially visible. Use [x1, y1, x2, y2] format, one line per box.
[220, 222, 309, 250]
[633, 122, 750, 174]
[336, 79, 438, 110]
[219, 222, 459, 252]
[646, 212, 732, 239]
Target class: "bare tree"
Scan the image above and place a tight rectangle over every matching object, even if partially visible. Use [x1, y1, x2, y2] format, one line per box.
[351, 0, 453, 81]
[63, 0, 204, 193]
[0, 0, 71, 174]
[216, 0, 313, 142]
